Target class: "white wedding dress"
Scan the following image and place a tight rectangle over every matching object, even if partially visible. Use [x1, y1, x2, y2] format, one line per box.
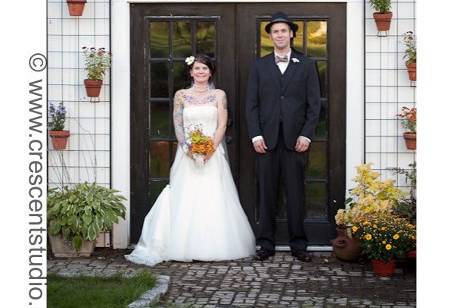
[125, 88, 255, 266]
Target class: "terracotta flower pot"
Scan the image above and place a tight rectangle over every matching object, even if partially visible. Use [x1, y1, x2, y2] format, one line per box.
[331, 226, 362, 262]
[49, 130, 70, 150]
[373, 12, 393, 32]
[84, 79, 103, 97]
[371, 259, 396, 277]
[403, 132, 416, 150]
[406, 62, 416, 81]
[67, 0, 87, 17]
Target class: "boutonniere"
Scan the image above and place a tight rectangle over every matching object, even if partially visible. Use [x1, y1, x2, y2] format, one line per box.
[291, 58, 300, 63]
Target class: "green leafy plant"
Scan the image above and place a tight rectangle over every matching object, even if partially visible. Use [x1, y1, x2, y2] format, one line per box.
[335, 163, 405, 228]
[390, 162, 416, 223]
[48, 102, 66, 131]
[351, 212, 416, 261]
[403, 31, 416, 65]
[48, 182, 126, 251]
[369, 0, 391, 13]
[82, 47, 111, 80]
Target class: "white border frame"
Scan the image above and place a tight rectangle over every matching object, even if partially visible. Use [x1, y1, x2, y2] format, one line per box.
[111, 0, 363, 248]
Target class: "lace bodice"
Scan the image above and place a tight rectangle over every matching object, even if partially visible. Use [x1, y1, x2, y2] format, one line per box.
[173, 88, 227, 153]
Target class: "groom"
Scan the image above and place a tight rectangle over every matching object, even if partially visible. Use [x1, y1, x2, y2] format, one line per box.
[246, 12, 321, 261]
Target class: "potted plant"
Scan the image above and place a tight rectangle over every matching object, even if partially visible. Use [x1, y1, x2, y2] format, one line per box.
[48, 102, 70, 150]
[391, 162, 416, 223]
[47, 182, 127, 257]
[369, 0, 393, 34]
[352, 212, 416, 276]
[397, 106, 416, 150]
[82, 47, 111, 98]
[403, 31, 417, 81]
[333, 163, 405, 261]
[66, 0, 87, 17]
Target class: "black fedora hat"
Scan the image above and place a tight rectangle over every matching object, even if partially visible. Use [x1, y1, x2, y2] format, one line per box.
[265, 12, 299, 35]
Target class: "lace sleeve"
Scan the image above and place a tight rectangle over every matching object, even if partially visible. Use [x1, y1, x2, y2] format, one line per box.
[173, 90, 188, 153]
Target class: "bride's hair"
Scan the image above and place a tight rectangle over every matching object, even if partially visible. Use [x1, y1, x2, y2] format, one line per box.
[187, 54, 216, 86]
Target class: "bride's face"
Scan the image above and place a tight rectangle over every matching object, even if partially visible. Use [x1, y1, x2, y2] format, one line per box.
[190, 62, 211, 84]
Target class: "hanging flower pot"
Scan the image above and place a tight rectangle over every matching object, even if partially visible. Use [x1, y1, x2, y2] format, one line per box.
[84, 79, 103, 97]
[403, 132, 416, 150]
[373, 12, 393, 32]
[49, 130, 70, 150]
[406, 62, 416, 81]
[67, 0, 87, 17]
[371, 259, 396, 277]
[331, 226, 362, 262]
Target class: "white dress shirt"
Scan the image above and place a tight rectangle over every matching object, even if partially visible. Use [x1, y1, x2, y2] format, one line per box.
[252, 50, 311, 145]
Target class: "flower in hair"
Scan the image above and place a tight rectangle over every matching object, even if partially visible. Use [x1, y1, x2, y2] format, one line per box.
[185, 56, 195, 66]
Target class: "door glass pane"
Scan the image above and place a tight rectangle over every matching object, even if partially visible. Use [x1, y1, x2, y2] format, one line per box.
[150, 101, 170, 138]
[150, 22, 169, 58]
[315, 99, 328, 138]
[149, 141, 171, 178]
[173, 62, 190, 93]
[150, 62, 169, 98]
[173, 21, 192, 57]
[197, 22, 216, 58]
[292, 21, 304, 54]
[305, 182, 327, 218]
[307, 142, 327, 178]
[307, 21, 327, 58]
[149, 180, 168, 205]
[259, 22, 273, 57]
[317, 61, 327, 98]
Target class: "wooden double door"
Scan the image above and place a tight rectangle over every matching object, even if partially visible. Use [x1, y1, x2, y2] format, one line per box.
[130, 3, 346, 245]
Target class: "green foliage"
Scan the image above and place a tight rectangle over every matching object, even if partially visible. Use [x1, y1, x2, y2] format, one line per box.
[351, 213, 416, 261]
[369, 0, 392, 13]
[403, 31, 417, 65]
[47, 271, 155, 308]
[47, 182, 126, 251]
[390, 162, 416, 223]
[82, 47, 111, 80]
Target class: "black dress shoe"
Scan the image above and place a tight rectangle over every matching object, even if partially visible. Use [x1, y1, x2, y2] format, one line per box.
[291, 250, 312, 262]
[254, 249, 275, 261]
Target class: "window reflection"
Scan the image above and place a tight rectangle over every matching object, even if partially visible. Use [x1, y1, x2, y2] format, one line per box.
[307, 21, 327, 58]
[150, 22, 169, 58]
[197, 22, 216, 58]
[173, 21, 192, 57]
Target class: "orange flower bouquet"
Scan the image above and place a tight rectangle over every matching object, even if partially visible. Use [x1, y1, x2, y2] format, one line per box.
[187, 126, 215, 166]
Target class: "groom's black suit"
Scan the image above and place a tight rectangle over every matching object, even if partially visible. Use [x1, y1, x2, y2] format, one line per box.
[246, 50, 321, 252]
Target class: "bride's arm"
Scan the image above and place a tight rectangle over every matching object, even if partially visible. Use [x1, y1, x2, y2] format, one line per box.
[213, 90, 228, 149]
[173, 90, 189, 154]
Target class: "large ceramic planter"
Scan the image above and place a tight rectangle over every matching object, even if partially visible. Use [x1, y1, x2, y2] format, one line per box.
[67, 0, 87, 16]
[84, 79, 103, 97]
[331, 226, 362, 261]
[406, 62, 416, 81]
[373, 12, 393, 32]
[49, 130, 70, 150]
[371, 259, 396, 277]
[49, 234, 96, 257]
[403, 132, 416, 150]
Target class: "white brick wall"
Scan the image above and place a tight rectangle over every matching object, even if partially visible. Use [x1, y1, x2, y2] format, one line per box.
[47, 0, 111, 188]
[364, 0, 416, 187]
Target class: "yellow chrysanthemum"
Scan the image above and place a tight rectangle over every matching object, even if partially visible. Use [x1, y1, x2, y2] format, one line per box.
[385, 244, 392, 250]
[352, 226, 358, 233]
[381, 227, 387, 231]
[393, 234, 400, 240]
[382, 240, 386, 244]
[363, 221, 369, 226]
[364, 234, 372, 241]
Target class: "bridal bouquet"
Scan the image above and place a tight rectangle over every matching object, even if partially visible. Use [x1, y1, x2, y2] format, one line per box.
[187, 126, 214, 166]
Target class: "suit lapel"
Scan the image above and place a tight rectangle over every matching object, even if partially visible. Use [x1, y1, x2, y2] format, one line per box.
[266, 53, 283, 87]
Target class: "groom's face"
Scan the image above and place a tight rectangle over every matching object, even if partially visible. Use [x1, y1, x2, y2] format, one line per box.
[269, 23, 293, 50]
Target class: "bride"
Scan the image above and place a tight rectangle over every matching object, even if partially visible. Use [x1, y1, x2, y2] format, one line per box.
[126, 54, 256, 266]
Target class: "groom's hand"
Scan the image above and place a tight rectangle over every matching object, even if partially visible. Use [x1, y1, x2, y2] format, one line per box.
[295, 136, 310, 152]
[253, 139, 268, 154]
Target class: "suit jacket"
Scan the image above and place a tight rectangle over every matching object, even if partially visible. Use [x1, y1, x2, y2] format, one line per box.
[245, 51, 321, 150]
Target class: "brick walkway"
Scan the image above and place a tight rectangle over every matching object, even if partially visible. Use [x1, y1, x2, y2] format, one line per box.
[48, 249, 416, 307]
